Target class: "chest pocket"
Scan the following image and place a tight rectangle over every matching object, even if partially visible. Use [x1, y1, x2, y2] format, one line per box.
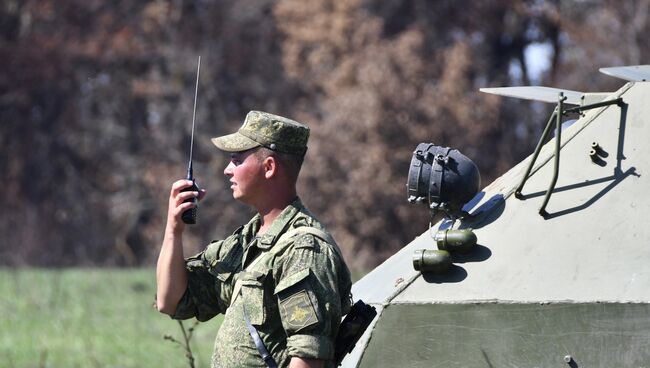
[238, 270, 268, 325]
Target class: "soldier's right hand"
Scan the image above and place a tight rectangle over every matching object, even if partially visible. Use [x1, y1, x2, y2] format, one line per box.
[166, 179, 206, 233]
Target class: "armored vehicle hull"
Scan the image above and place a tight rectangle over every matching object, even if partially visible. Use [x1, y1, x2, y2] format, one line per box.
[342, 78, 650, 367]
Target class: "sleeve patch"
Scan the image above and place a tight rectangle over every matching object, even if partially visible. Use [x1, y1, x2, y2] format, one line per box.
[280, 290, 319, 332]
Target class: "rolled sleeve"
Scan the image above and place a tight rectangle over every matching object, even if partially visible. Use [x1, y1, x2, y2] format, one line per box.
[286, 334, 334, 360]
[172, 238, 238, 322]
[171, 257, 222, 321]
[172, 273, 223, 321]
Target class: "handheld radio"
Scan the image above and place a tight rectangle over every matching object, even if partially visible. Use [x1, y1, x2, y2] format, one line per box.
[181, 56, 201, 225]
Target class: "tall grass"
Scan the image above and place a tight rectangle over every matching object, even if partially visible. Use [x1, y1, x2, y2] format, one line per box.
[0, 268, 221, 368]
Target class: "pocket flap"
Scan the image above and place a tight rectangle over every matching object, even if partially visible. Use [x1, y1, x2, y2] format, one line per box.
[208, 261, 233, 282]
[239, 270, 266, 286]
[274, 268, 310, 295]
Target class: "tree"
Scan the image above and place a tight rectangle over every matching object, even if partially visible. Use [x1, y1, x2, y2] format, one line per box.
[1, 0, 646, 270]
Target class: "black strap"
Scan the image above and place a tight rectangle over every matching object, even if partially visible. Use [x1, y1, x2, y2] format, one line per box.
[243, 304, 278, 368]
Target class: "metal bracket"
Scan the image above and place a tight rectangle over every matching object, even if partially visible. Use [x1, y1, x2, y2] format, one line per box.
[514, 93, 624, 217]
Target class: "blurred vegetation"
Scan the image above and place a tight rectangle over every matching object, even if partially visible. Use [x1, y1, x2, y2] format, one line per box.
[0, 268, 220, 367]
[1, 0, 648, 271]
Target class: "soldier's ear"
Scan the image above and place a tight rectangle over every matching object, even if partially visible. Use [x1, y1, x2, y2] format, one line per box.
[263, 155, 278, 179]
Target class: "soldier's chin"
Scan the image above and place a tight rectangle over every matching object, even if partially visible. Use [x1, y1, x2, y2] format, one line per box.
[232, 191, 247, 202]
[233, 193, 257, 207]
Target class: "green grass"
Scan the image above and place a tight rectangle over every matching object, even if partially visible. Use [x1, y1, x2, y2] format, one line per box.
[0, 268, 221, 368]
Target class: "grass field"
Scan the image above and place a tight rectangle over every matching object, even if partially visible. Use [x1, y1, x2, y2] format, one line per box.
[0, 268, 221, 368]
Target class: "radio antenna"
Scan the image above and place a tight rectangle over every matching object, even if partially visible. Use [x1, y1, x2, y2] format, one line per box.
[187, 55, 201, 180]
[181, 56, 202, 225]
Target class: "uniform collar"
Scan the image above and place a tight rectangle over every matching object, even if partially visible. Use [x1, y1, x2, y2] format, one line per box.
[255, 197, 303, 250]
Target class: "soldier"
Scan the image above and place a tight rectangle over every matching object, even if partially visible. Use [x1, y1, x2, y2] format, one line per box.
[156, 111, 352, 368]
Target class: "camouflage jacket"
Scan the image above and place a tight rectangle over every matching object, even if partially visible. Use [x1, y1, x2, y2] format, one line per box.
[173, 198, 352, 368]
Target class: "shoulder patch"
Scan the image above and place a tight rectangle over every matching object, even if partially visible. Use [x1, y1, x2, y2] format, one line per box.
[279, 290, 319, 332]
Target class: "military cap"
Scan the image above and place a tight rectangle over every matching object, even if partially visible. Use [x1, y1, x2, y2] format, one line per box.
[211, 111, 310, 155]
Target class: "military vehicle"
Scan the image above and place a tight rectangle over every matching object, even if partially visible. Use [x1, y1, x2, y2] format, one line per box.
[340, 65, 650, 368]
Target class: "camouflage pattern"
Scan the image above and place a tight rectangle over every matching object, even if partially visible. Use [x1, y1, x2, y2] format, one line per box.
[173, 198, 352, 368]
[211, 111, 310, 155]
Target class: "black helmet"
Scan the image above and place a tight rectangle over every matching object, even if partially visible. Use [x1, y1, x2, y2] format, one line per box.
[407, 143, 481, 218]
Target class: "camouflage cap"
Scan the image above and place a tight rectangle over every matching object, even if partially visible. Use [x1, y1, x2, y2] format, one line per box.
[211, 111, 310, 155]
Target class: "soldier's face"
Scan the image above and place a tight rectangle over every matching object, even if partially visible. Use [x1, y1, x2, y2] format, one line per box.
[224, 149, 265, 204]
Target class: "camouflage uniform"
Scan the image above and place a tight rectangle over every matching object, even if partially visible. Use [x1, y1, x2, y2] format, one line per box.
[172, 111, 352, 367]
[173, 199, 352, 367]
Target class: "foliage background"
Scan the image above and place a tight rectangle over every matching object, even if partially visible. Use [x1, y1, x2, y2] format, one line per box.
[1, 0, 648, 271]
